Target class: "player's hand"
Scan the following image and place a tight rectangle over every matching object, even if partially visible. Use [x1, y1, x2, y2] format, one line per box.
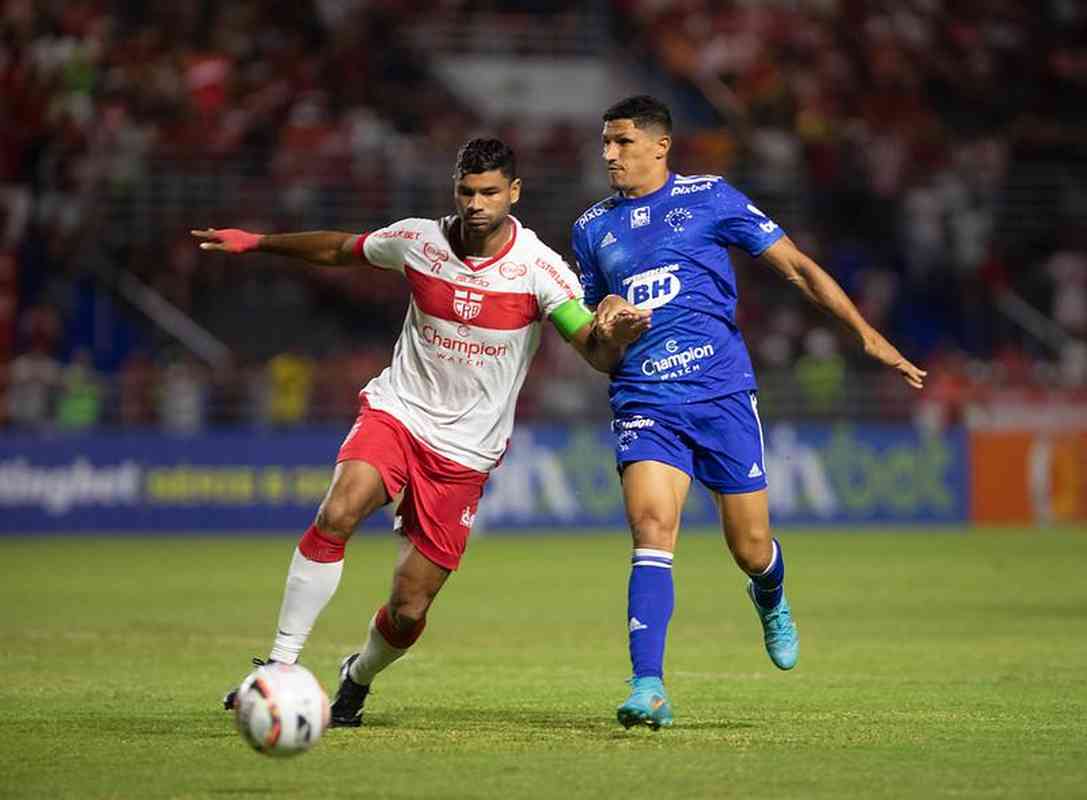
[594, 294, 651, 346]
[865, 336, 926, 389]
[892, 357, 927, 390]
[191, 228, 263, 254]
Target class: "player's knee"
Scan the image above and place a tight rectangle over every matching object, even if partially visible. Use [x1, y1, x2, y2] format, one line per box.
[316, 464, 386, 538]
[729, 533, 773, 573]
[314, 495, 362, 539]
[629, 515, 677, 550]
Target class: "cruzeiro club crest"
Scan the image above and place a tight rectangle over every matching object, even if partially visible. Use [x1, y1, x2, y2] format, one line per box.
[453, 288, 484, 321]
[665, 207, 693, 232]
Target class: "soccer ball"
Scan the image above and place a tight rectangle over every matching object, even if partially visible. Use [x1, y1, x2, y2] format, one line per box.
[233, 663, 331, 757]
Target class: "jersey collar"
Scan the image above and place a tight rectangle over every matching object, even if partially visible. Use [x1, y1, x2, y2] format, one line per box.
[613, 172, 674, 205]
[443, 215, 520, 272]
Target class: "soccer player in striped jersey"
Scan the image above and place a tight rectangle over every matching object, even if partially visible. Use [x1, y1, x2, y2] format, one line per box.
[572, 96, 926, 729]
[193, 138, 649, 727]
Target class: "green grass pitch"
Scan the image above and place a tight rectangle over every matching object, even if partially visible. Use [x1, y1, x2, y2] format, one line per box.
[2, 528, 1086, 799]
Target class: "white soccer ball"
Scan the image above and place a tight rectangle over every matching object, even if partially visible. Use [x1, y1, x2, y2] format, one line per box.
[234, 663, 331, 757]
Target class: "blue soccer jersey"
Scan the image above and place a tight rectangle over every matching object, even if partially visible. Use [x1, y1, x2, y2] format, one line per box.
[572, 172, 785, 413]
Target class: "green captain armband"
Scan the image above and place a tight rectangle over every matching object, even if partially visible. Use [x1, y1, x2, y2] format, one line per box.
[549, 298, 594, 340]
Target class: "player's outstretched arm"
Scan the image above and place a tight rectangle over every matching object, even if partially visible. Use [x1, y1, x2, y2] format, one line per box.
[565, 294, 651, 373]
[191, 228, 364, 267]
[759, 236, 926, 390]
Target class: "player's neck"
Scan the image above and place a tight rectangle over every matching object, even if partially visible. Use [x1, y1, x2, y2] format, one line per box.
[620, 169, 670, 199]
[457, 218, 513, 259]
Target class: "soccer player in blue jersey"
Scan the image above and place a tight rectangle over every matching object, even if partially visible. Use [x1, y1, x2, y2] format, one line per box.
[573, 96, 927, 730]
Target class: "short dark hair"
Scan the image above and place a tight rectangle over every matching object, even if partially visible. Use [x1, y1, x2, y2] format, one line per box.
[603, 95, 672, 134]
[453, 138, 517, 180]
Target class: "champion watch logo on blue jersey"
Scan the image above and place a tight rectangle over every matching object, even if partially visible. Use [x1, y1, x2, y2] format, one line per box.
[630, 206, 650, 228]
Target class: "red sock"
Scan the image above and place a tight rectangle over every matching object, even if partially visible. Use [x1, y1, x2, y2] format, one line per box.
[298, 525, 346, 563]
[375, 604, 426, 649]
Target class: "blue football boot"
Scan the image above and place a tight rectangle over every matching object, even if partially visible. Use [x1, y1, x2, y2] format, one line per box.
[617, 676, 674, 730]
[747, 581, 799, 670]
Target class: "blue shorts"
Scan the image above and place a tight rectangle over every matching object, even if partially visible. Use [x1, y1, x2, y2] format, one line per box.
[612, 391, 767, 494]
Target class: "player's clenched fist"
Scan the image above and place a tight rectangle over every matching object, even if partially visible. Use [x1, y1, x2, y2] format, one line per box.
[191, 228, 263, 254]
[594, 293, 651, 346]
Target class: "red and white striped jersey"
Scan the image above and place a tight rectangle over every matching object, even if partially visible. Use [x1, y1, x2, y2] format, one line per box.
[354, 215, 583, 472]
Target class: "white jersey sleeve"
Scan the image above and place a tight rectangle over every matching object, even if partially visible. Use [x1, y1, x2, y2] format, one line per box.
[358, 218, 431, 274]
[529, 246, 584, 318]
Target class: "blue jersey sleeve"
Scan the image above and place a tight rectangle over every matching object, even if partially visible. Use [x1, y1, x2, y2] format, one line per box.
[712, 184, 786, 257]
[572, 222, 606, 307]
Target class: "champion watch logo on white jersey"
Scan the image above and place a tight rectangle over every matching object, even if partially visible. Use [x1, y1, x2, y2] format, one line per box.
[600, 231, 617, 248]
[453, 289, 484, 321]
[630, 206, 651, 229]
[748, 462, 763, 478]
[628, 617, 648, 632]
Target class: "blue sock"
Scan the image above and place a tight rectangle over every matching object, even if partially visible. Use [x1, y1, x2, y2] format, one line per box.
[627, 548, 674, 679]
[749, 537, 785, 609]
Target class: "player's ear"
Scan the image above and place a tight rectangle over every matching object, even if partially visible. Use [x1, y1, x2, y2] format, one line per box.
[509, 177, 522, 205]
[656, 134, 671, 161]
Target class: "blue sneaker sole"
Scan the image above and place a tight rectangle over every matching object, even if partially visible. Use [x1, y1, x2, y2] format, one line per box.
[617, 706, 673, 730]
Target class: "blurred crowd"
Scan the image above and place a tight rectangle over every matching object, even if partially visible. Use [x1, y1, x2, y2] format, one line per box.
[619, 0, 1087, 403]
[2, 0, 1086, 432]
[5, 302, 389, 432]
[4, 302, 612, 431]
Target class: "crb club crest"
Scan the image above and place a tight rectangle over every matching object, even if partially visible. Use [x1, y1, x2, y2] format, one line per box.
[665, 207, 693, 232]
[453, 288, 484, 321]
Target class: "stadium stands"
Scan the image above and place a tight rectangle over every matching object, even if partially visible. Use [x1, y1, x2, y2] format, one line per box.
[3, 0, 1085, 430]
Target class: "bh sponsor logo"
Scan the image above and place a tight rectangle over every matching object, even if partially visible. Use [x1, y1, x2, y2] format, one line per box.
[623, 265, 682, 309]
[453, 289, 484, 321]
[642, 340, 716, 378]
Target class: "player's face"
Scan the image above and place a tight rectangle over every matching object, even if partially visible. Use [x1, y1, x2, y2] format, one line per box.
[602, 119, 670, 194]
[454, 170, 521, 237]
